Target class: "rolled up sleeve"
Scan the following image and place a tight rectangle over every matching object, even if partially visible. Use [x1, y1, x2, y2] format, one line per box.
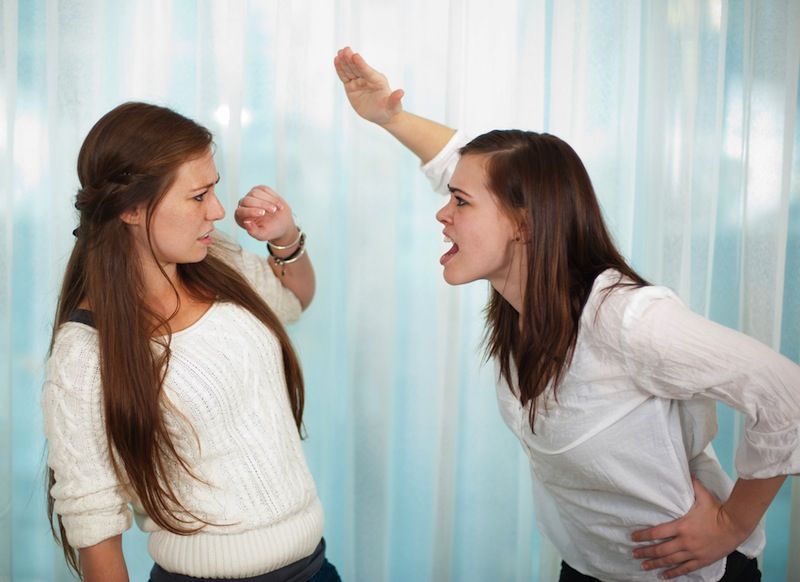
[617, 289, 800, 479]
[420, 130, 469, 195]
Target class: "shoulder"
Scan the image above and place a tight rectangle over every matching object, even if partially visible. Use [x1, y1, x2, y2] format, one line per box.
[587, 269, 681, 315]
[50, 321, 99, 365]
[207, 232, 302, 324]
[207, 231, 270, 285]
[207, 231, 248, 270]
[45, 322, 102, 403]
[581, 269, 682, 346]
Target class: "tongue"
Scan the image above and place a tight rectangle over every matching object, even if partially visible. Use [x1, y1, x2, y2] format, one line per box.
[447, 243, 459, 255]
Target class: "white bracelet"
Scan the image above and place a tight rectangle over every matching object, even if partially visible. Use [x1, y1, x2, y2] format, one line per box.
[267, 227, 302, 251]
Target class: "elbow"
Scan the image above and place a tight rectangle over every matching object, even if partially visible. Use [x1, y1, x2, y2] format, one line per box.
[298, 283, 315, 311]
[298, 267, 316, 311]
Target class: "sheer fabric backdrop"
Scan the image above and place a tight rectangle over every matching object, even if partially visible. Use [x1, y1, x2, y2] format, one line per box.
[1, 1, 798, 581]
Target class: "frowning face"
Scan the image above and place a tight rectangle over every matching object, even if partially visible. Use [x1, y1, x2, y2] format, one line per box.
[127, 150, 225, 269]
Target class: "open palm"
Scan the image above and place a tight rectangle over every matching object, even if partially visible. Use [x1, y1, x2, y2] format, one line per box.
[334, 46, 404, 125]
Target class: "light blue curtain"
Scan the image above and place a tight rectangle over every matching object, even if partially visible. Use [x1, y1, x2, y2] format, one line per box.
[1, 1, 798, 581]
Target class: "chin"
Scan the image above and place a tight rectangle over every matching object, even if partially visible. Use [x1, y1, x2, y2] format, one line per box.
[181, 249, 210, 264]
[442, 268, 477, 287]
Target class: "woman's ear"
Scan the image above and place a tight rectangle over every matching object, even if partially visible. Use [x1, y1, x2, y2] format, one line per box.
[514, 213, 531, 243]
[120, 206, 142, 226]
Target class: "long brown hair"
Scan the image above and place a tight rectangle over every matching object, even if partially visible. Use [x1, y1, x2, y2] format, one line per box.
[460, 130, 648, 431]
[46, 102, 306, 575]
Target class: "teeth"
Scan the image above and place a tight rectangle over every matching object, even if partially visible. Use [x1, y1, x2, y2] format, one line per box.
[443, 236, 452, 243]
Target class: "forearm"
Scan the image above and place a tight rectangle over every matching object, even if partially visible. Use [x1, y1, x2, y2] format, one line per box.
[379, 111, 456, 164]
[269, 254, 314, 310]
[267, 231, 315, 309]
[335, 47, 457, 163]
[723, 474, 787, 538]
[79, 535, 129, 582]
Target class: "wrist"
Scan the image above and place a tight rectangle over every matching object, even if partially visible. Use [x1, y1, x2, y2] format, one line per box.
[379, 110, 406, 131]
[721, 475, 786, 542]
[267, 229, 307, 276]
[269, 226, 300, 248]
[268, 245, 298, 259]
[718, 504, 755, 542]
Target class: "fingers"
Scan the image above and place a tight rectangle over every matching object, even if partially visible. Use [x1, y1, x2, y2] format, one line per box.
[660, 560, 703, 579]
[629, 477, 733, 579]
[235, 206, 268, 221]
[633, 538, 683, 560]
[633, 538, 702, 577]
[343, 47, 365, 81]
[334, 47, 354, 82]
[631, 519, 679, 543]
[238, 186, 284, 213]
[334, 46, 387, 87]
[335, 46, 360, 82]
[236, 186, 287, 230]
[351, 51, 384, 84]
[334, 57, 350, 83]
[641, 551, 694, 573]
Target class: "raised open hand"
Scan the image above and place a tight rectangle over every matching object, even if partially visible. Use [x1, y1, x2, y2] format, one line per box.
[334, 46, 404, 126]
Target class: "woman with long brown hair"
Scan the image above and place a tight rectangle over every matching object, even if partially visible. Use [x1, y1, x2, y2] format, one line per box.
[42, 102, 340, 582]
[335, 48, 800, 582]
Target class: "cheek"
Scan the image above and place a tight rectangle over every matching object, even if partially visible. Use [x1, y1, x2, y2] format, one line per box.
[148, 208, 186, 246]
[478, 227, 516, 263]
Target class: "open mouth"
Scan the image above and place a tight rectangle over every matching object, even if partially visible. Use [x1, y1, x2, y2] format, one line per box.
[198, 230, 214, 244]
[440, 235, 459, 265]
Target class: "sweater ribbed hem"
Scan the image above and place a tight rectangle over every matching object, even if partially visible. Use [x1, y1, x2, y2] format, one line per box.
[147, 498, 324, 578]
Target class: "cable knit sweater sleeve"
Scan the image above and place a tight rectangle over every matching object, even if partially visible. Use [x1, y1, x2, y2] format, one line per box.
[213, 237, 302, 325]
[42, 324, 133, 548]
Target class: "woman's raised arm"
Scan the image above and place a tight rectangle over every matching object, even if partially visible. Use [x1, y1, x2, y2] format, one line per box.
[334, 46, 456, 164]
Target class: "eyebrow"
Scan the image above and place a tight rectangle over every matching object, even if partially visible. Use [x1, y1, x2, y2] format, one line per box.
[447, 183, 473, 197]
[190, 174, 221, 192]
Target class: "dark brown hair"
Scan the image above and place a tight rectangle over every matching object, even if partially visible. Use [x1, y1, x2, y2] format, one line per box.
[46, 102, 305, 575]
[460, 130, 648, 431]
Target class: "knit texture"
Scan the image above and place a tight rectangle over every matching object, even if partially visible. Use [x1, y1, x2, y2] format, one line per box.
[42, 243, 323, 577]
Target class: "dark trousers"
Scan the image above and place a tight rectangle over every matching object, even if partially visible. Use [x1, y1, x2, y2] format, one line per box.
[558, 551, 760, 581]
[148, 538, 341, 582]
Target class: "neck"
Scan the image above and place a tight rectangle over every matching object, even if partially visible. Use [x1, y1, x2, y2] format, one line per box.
[139, 254, 184, 318]
[493, 281, 524, 314]
[490, 249, 527, 315]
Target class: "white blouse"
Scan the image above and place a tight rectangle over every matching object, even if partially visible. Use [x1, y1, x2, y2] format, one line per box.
[423, 132, 800, 581]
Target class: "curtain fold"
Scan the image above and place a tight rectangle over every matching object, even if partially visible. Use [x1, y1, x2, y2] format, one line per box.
[1, 1, 797, 581]
[0, 0, 17, 578]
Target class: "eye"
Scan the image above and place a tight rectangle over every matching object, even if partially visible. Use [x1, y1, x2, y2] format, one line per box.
[193, 190, 208, 202]
[455, 195, 467, 207]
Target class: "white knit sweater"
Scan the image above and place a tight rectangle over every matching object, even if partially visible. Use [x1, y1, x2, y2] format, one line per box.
[42, 243, 324, 578]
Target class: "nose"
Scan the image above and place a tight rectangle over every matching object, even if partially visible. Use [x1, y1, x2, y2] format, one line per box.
[208, 192, 225, 221]
[436, 199, 453, 225]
